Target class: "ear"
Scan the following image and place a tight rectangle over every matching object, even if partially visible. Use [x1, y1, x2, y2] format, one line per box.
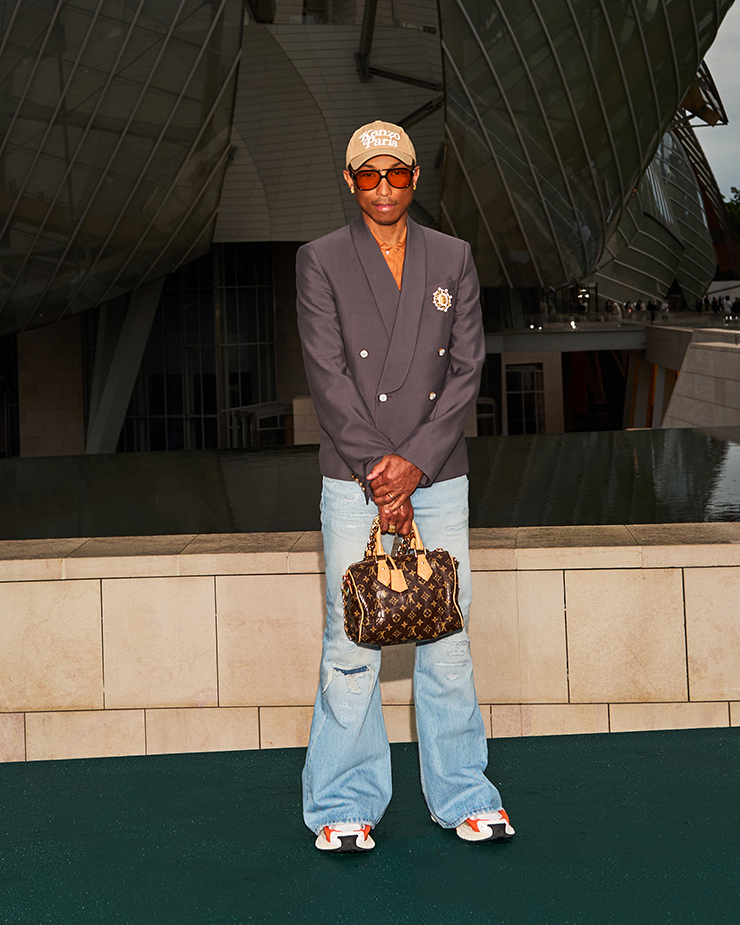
[342, 169, 356, 193]
[413, 165, 420, 189]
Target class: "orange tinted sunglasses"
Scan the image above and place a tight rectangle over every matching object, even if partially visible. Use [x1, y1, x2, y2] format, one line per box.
[351, 166, 414, 191]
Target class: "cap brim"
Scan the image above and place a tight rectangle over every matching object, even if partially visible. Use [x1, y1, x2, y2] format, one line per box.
[349, 149, 415, 170]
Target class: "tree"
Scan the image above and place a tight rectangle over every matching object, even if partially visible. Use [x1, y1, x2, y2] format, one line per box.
[724, 187, 740, 239]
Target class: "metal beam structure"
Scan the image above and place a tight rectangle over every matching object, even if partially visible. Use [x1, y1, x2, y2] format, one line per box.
[85, 280, 164, 455]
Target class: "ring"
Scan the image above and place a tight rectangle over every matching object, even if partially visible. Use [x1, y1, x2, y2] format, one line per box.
[387, 525, 396, 534]
[388, 492, 395, 500]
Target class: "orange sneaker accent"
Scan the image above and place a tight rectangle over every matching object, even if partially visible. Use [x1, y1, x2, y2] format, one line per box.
[323, 825, 371, 840]
[466, 810, 509, 833]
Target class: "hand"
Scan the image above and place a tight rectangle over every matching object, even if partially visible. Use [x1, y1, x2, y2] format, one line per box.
[366, 454, 423, 513]
[379, 498, 414, 536]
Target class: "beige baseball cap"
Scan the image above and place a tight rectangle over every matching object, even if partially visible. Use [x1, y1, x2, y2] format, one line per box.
[345, 120, 416, 171]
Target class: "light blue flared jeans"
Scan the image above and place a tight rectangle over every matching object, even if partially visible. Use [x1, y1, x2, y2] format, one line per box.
[302, 475, 502, 834]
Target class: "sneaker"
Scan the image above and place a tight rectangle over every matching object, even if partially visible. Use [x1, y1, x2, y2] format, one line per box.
[456, 809, 515, 842]
[315, 823, 375, 852]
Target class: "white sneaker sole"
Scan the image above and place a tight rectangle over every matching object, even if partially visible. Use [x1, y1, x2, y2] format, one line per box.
[456, 815, 515, 842]
[315, 827, 375, 852]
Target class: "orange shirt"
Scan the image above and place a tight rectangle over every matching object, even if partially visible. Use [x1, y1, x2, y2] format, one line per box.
[369, 225, 407, 290]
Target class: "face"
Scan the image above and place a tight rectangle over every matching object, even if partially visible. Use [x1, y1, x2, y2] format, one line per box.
[343, 155, 421, 229]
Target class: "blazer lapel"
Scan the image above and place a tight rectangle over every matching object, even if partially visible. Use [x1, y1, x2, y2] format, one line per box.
[350, 215, 399, 337]
[379, 217, 427, 394]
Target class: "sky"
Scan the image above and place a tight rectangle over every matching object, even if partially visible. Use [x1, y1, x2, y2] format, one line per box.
[698, 2, 740, 199]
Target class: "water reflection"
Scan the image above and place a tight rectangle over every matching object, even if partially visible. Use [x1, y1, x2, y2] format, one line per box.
[467, 428, 737, 528]
[707, 440, 740, 521]
[1, 429, 740, 540]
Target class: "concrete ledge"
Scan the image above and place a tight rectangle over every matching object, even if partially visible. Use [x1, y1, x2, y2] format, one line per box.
[2, 524, 740, 760]
[3, 522, 740, 579]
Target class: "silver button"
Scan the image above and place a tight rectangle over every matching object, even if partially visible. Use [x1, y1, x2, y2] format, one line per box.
[438, 348, 446, 356]
[379, 393, 387, 402]
[428, 392, 437, 400]
[360, 349, 368, 358]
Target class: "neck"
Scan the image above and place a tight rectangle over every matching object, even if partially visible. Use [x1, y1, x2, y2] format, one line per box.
[362, 212, 408, 246]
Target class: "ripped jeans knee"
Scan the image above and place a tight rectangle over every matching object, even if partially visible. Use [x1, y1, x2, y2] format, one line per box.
[322, 662, 376, 695]
[422, 633, 473, 683]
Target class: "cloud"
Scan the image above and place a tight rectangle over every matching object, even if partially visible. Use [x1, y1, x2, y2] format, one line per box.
[700, 4, 740, 198]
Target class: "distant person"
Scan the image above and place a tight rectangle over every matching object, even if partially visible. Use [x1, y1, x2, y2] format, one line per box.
[648, 300, 657, 324]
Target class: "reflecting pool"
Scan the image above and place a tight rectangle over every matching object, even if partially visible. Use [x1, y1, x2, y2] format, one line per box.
[1, 428, 740, 540]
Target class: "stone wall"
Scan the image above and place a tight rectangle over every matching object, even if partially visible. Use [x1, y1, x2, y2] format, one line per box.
[663, 342, 740, 427]
[1, 524, 739, 761]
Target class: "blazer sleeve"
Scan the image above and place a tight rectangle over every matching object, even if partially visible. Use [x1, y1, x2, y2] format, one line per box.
[296, 244, 395, 484]
[394, 242, 485, 484]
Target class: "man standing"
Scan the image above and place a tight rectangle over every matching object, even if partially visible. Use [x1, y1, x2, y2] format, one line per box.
[296, 120, 514, 853]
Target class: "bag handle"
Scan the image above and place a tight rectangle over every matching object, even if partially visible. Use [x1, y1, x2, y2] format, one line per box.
[398, 520, 424, 555]
[364, 517, 433, 584]
[365, 517, 425, 559]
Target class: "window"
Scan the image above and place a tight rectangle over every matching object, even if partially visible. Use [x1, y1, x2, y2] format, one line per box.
[120, 243, 276, 451]
[506, 363, 544, 435]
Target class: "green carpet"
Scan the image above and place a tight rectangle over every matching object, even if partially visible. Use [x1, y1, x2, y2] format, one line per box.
[1, 728, 738, 924]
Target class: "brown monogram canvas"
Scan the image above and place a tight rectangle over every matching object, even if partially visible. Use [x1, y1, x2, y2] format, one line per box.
[342, 542, 464, 648]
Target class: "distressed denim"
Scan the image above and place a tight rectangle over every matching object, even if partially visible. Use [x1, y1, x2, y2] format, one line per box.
[302, 475, 502, 834]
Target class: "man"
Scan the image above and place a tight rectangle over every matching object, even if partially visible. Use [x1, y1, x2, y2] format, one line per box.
[296, 120, 514, 853]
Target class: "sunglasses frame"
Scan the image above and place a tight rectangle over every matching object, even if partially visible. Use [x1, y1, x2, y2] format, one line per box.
[350, 164, 416, 191]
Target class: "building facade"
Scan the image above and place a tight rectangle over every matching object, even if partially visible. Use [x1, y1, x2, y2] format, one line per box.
[0, 0, 737, 457]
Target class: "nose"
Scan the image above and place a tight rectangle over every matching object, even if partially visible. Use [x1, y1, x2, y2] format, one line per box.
[377, 176, 393, 195]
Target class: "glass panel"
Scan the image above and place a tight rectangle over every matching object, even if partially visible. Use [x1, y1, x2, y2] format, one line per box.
[506, 362, 544, 435]
[438, 0, 733, 294]
[120, 242, 277, 451]
[0, 0, 243, 335]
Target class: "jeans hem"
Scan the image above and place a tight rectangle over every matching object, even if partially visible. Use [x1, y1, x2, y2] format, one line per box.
[433, 804, 503, 830]
[310, 818, 377, 836]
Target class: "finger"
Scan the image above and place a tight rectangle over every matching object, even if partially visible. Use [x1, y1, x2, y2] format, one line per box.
[397, 503, 414, 536]
[371, 484, 398, 504]
[396, 513, 412, 536]
[369, 473, 392, 493]
[385, 494, 408, 513]
[378, 507, 392, 533]
[386, 502, 411, 533]
[366, 456, 390, 482]
[401, 509, 414, 534]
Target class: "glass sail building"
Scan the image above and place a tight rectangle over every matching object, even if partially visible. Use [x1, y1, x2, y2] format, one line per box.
[0, 0, 737, 457]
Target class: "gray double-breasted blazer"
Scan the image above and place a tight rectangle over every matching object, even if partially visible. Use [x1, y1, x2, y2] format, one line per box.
[296, 214, 485, 494]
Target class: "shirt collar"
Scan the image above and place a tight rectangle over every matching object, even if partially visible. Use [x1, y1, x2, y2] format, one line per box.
[368, 224, 407, 250]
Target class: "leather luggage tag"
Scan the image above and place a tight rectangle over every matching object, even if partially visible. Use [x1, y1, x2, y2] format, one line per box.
[375, 557, 408, 592]
[390, 564, 408, 592]
[376, 558, 391, 586]
[416, 552, 433, 582]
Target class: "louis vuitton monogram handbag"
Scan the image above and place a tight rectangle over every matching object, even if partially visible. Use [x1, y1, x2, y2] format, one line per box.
[342, 516, 464, 647]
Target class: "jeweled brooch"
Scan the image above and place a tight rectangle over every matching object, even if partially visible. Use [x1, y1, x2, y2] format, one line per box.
[432, 287, 452, 312]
